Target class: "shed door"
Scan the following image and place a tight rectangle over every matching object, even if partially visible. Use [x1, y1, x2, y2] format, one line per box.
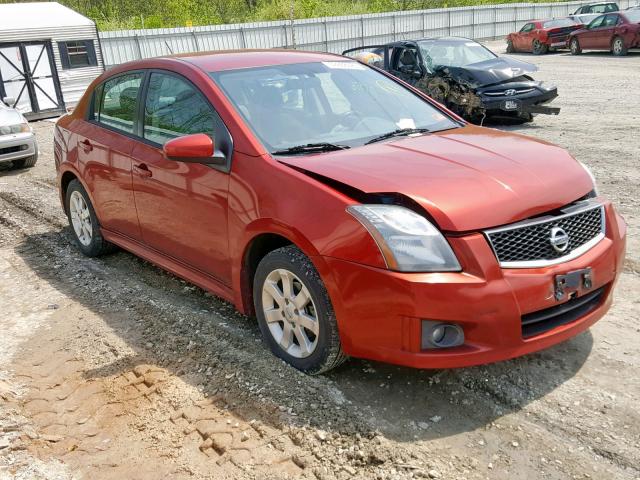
[0, 41, 65, 119]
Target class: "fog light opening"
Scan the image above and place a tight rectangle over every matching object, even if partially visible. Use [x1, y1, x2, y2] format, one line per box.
[422, 321, 465, 349]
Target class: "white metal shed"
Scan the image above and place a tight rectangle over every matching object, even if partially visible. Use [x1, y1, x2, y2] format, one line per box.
[0, 2, 104, 119]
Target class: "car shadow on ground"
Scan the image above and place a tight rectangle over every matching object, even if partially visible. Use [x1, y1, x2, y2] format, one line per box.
[16, 228, 594, 443]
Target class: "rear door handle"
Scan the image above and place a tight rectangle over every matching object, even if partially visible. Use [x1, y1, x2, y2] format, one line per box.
[80, 139, 93, 152]
[133, 163, 152, 178]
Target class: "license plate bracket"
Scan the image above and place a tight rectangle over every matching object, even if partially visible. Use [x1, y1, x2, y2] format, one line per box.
[554, 268, 593, 301]
[502, 99, 521, 111]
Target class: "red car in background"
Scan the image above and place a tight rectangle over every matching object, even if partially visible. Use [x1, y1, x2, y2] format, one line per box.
[568, 10, 640, 55]
[507, 18, 583, 54]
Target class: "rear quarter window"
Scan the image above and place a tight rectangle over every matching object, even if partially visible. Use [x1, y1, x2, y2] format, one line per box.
[96, 73, 144, 134]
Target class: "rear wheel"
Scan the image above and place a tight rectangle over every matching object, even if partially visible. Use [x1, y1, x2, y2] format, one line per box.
[65, 180, 116, 257]
[532, 39, 548, 55]
[506, 39, 515, 53]
[253, 245, 347, 374]
[570, 38, 582, 55]
[11, 153, 38, 169]
[612, 36, 628, 56]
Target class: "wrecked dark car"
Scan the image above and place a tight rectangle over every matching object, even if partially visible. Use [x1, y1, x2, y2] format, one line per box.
[343, 37, 560, 124]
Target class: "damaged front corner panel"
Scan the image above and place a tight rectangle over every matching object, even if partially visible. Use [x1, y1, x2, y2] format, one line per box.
[415, 72, 485, 122]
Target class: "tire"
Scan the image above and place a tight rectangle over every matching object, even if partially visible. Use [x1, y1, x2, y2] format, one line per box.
[570, 38, 582, 55]
[253, 245, 347, 374]
[506, 39, 515, 53]
[532, 39, 548, 55]
[65, 179, 116, 257]
[11, 153, 38, 169]
[612, 36, 628, 56]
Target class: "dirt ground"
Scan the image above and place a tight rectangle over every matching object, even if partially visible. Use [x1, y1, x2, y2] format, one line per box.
[1, 41, 639, 480]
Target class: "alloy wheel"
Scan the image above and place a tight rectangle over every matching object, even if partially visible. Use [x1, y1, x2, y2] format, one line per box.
[613, 38, 623, 55]
[69, 190, 93, 246]
[261, 268, 319, 359]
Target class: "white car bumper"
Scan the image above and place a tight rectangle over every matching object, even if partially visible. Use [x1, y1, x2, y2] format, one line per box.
[0, 131, 37, 164]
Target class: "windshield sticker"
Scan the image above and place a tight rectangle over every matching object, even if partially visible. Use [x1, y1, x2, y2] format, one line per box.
[396, 118, 416, 130]
[322, 61, 366, 70]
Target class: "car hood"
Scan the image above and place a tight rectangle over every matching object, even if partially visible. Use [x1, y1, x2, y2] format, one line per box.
[0, 105, 25, 127]
[437, 57, 538, 88]
[278, 126, 593, 232]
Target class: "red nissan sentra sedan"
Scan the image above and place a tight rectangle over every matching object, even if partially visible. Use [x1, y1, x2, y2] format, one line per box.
[54, 50, 626, 374]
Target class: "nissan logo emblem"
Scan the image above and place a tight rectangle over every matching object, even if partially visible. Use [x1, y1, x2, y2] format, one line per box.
[504, 89, 517, 96]
[549, 226, 570, 253]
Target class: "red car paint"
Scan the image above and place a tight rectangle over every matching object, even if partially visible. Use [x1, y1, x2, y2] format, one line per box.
[55, 50, 626, 369]
[567, 11, 640, 52]
[507, 19, 583, 53]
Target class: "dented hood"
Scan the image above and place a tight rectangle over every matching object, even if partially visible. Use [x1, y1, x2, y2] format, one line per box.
[439, 57, 538, 88]
[278, 126, 593, 232]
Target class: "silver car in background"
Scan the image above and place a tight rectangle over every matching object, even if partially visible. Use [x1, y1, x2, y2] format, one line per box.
[0, 96, 38, 169]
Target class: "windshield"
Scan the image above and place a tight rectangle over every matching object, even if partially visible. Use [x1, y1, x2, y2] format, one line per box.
[418, 39, 496, 70]
[211, 61, 458, 152]
[543, 18, 578, 28]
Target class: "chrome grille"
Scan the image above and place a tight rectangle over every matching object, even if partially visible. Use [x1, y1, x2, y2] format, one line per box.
[485, 202, 605, 268]
[483, 88, 535, 97]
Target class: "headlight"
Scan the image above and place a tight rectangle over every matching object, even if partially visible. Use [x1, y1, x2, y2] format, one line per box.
[347, 205, 461, 272]
[0, 123, 29, 135]
[578, 161, 598, 195]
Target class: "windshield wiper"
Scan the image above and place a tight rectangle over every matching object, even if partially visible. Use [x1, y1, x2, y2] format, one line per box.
[365, 128, 431, 145]
[271, 142, 350, 155]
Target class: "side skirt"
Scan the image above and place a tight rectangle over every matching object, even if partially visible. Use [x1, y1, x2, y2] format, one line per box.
[101, 228, 235, 305]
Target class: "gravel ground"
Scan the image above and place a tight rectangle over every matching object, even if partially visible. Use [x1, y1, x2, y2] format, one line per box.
[1, 42, 639, 480]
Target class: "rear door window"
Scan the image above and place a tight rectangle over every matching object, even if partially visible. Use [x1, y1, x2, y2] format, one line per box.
[143, 72, 216, 145]
[602, 14, 619, 26]
[97, 73, 143, 134]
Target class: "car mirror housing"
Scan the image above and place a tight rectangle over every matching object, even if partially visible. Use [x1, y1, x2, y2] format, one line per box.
[163, 133, 226, 166]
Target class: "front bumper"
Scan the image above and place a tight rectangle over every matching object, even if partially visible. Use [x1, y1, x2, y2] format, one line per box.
[0, 132, 37, 164]
[480, 86, 560, 116]
[320, 202, 626, 369]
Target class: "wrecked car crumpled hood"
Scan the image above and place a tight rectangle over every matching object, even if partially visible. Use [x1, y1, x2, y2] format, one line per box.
[438, 57, 539, 88]
[277, 126, 593, 232]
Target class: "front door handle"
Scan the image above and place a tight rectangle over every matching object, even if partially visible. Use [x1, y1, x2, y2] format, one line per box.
[80, 139, 93, 152]
[133, 163, 152, 178]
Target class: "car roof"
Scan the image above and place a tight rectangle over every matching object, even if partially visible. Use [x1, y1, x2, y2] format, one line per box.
[172, 49, 345, 72]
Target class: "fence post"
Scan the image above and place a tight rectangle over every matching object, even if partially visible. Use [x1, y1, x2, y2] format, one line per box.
[323, 20, 329, 51]
[282, 24, 288, 49]
[191, 31, 200, 51]
[239, 27, 247, 48]
[360, 16, 365, 46]
[133, 34, 142, 60]
[472, 7, 476, 39]
[493, 6, 497, 39]
[392, 14, 397, 41]
[447, 9, 451, 36]
[422, 11, 426, 37]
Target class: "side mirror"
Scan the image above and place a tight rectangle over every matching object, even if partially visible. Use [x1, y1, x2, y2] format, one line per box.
[163, 133, 226, 166]
[2, 96, 16, 107]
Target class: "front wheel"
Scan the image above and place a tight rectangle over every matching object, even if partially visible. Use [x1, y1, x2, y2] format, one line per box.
[532, 39, 548, 55]
[253, 245, 347, 374]
[612, 36, 628, 56]
[11, 153, 38, 169]
[570, 38, 582, 55]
